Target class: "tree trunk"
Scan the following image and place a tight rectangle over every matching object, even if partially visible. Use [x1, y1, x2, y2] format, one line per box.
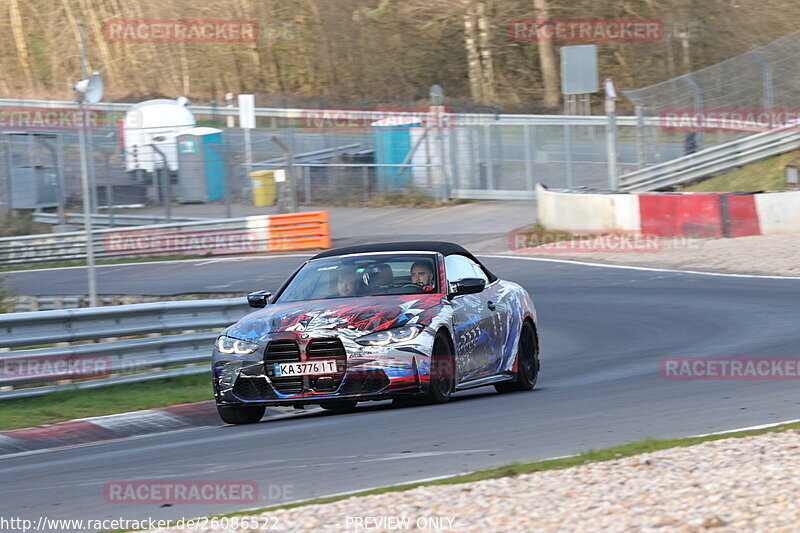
[8, 0, 36, 90]
[533, 0, 559, 109]
[463, 1, 483, 102]
[476, 0, 496, 103]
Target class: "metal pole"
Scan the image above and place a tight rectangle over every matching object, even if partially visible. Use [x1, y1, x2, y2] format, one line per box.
[523, 124, 534, 192]
[747, 51, 774, 121]
[270, 136, 297, 213]
[305, 166, 311, 204]
[105, 150, 114, 227]
[685, 75, 704, 150]
[244, 127, 253, 174]
[606, 98, 618, 190]
[563, 124, 574, 188]
[483, 124, 494, 191]
[149, 144, 171, 221]
[78, 101, 98, 307]
[635, 104, 646, 169]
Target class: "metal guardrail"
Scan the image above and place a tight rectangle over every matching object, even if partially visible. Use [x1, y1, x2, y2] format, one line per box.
[8, 293, 241, 313]
[0, 298, 251, 399]
[620, 123, 800, 191]
[32, 212, 207, 228]
[0, 211, 328, 266]
[0, 97, 650, 127]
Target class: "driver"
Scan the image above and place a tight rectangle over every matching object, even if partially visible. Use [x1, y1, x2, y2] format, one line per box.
[410, 260, 434, 289]
[337, 268, 363, 297]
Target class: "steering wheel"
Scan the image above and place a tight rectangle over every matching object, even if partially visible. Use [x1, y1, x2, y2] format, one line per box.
[399, 283, 425, 291]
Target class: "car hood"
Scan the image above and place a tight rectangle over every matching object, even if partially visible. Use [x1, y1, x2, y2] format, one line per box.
[225, 294, 444, 342]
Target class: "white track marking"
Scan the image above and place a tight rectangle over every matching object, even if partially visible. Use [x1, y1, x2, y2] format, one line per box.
[689, 419, 800, 438]
[480, 254, 800, 280]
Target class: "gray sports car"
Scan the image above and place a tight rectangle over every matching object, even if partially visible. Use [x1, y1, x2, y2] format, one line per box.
[212, 242, 539, 424]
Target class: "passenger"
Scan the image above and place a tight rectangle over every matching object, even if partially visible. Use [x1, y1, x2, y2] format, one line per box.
[337, 268, 363, 297]
[410, 261, 434, 288]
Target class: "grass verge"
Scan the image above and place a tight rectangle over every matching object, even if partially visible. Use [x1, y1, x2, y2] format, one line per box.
[0, 373, 211, 431]
[684, 149, 800, 192]
[140, 419, 799, 530]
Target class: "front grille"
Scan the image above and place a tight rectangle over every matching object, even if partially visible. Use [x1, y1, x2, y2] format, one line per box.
[264, 340, 303, 395]
[307, 337, 347, 391]
[232, 377, 273, 400]
[338, 369, 390, 395]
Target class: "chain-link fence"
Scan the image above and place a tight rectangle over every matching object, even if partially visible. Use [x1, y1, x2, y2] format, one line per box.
[2, 111, 662, 220]
[623, 29, 800, 168]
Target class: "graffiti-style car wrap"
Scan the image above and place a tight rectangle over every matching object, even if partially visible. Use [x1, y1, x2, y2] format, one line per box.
[212, 242, 539, 423]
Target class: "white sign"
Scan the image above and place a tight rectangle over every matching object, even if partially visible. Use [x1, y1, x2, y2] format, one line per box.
[274, 169, 287, 183]
[604, 78, 617, 100]
[561, 45, 598, 95]
[238, 94, 256, 129]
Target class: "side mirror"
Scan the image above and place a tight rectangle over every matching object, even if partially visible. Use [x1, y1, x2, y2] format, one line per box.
[247, 290, 272, 308]
[448, 278, 485, 299]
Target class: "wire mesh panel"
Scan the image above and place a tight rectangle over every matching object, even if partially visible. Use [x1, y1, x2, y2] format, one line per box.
[624, 30, 800, 167]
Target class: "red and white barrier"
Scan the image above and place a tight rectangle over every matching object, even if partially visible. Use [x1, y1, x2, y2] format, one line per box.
[754, 190, 800, 234]
[537, 185, 800, 237]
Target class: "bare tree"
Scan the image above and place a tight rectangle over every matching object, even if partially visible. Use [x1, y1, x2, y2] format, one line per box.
[533, 0, 559, 108]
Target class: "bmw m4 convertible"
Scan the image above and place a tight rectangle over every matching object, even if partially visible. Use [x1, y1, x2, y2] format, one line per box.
[212, 242, 539, 424]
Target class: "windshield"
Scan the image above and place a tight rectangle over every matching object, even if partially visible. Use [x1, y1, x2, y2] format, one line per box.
[276, 253, 439, 303]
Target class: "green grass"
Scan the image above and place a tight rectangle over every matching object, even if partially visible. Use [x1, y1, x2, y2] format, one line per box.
[115, 420, 798, 531]
[0, 373, 212, 430]
[684, 149, 800, 192]
[0, 254, 208, 272]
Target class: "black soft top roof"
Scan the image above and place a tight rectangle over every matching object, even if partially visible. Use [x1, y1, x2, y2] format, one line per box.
[310, 241, 497, 282]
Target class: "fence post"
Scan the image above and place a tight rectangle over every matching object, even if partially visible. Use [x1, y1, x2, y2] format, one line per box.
[563, 124, 574, 188]
[523, 124, 534, 192]
[483, 123, 494, 191]
[685, 75, 704, 151]
[747, 51, 774, 119]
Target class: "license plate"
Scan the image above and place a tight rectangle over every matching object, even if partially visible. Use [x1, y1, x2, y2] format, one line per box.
[274, 360, 337, 377]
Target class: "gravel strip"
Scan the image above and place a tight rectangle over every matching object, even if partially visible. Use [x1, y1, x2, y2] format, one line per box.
[156, 429, 800, 532]
[511, 234, 800, 277]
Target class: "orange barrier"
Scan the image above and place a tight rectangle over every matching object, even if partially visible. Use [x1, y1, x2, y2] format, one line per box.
[267, 210, 331, 252]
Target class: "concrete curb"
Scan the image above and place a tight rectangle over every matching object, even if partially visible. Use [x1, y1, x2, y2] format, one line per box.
[0, 400, 274, 456]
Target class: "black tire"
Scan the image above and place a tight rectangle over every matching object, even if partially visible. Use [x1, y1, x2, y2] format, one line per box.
[495, 321, 539, 393]
[428, 332, 455, 403]
[319, 400, 358, 412]
[216, 404, 266, 425]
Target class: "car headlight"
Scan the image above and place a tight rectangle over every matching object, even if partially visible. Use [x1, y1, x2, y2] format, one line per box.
[355, 325, 424, 346]
[215, 336, 260, 355]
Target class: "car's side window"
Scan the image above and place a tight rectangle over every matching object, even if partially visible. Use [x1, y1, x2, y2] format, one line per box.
[445, 255, 478, 285]
[467, 258, 489, 283]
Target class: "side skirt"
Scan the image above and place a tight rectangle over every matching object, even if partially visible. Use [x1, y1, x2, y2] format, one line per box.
[455, 373, 515, 391]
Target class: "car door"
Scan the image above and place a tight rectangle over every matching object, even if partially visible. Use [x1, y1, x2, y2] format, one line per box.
[466, 257, 510, 376]
[445, 254, 493, 383]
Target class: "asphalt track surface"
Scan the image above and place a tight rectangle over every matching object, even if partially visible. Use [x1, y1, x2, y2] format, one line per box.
[2, 256, 800, 527]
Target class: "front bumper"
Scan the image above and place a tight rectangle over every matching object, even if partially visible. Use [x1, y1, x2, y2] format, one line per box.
[212, 340, 431, 406]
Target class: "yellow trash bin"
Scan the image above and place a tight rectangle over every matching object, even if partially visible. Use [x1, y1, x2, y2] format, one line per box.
[250, 170, 277, 206]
